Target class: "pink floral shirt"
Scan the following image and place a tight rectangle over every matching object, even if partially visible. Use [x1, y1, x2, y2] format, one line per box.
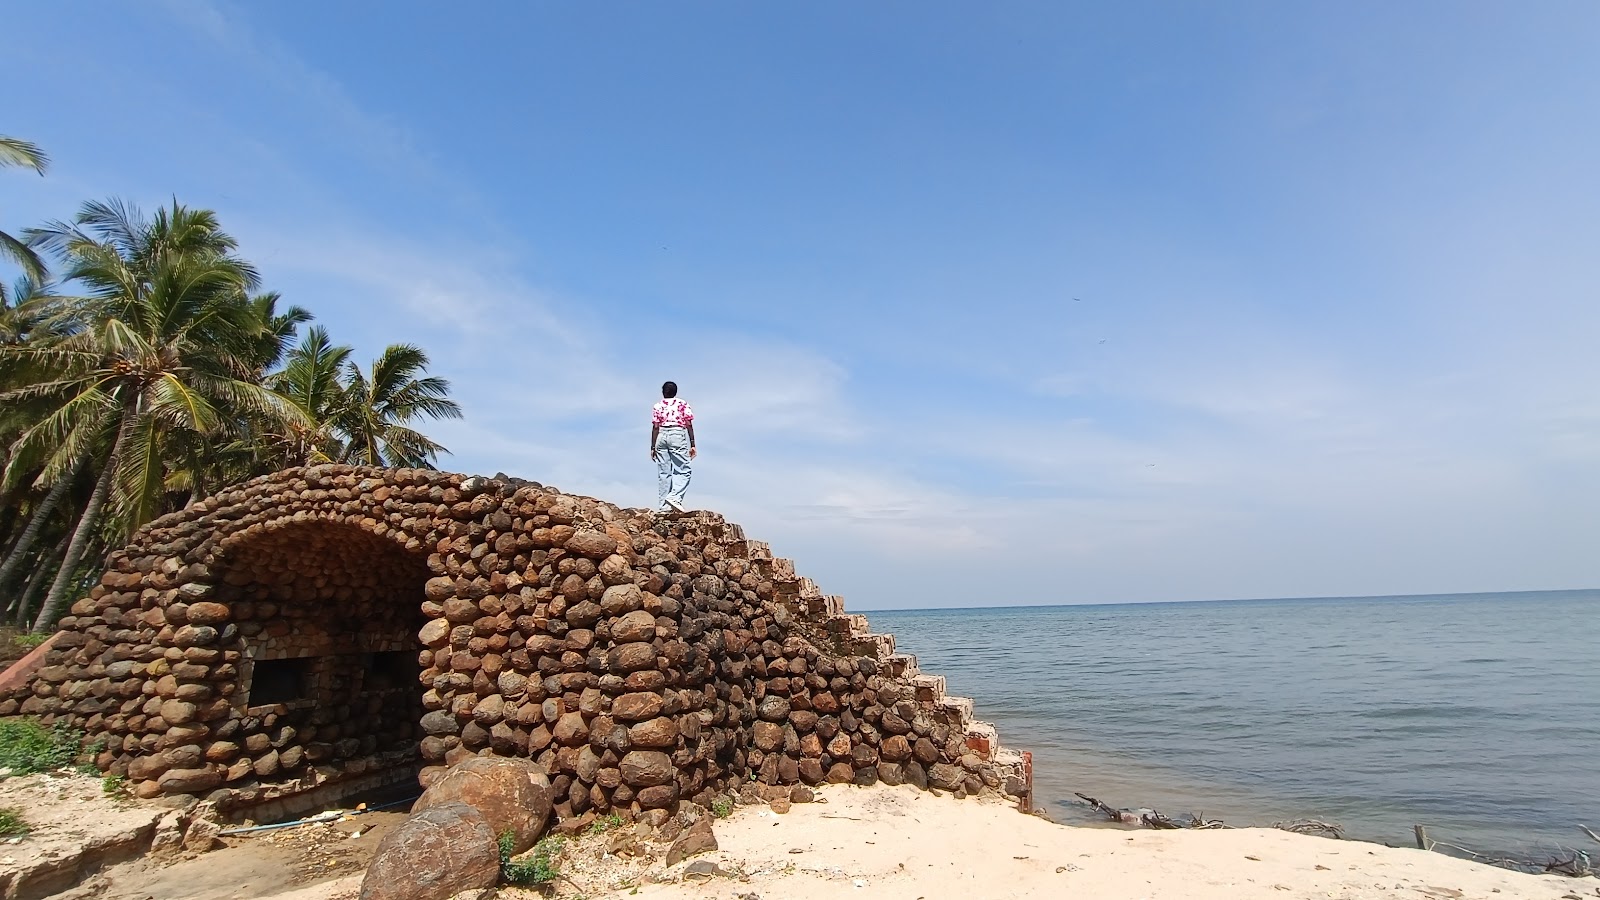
[652, 398, 694, 428]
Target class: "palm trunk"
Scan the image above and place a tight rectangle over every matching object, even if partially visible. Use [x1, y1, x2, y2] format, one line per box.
[33, 409, 135, 633]
[0, 466, 78, 597]
[0, 483, 19, 551]
[13, 531, 70, 627]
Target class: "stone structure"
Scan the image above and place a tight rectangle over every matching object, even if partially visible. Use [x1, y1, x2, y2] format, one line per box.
[5, 466, 1028, 823]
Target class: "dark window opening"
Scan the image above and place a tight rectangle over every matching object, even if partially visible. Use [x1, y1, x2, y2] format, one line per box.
[250, 658, 312, 706]
[364, 650, 419, 692]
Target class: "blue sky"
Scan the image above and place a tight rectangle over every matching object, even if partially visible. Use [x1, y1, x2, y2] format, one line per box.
[7, 2, 1598, 608]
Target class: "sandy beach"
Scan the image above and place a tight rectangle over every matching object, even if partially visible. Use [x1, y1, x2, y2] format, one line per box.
[6, 772, 1589, 900]
[566, 784, 1590, 900]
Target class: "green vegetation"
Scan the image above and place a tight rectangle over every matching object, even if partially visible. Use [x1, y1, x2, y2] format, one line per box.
[0, 808, 28, 837]
[711, 796, 734, 818]
[100, 773, 124, 795]
[10, 632, 47, 650]
[499, 831, 563, 886]
[585, 813, 625, 835]
[0, 718, 82, 775]
[0, 134, 461, 633]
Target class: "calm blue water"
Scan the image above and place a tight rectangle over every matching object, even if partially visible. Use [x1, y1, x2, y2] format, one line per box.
[871, 590, 1600, 856]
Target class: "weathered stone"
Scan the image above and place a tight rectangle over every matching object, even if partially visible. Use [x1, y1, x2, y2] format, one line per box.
[552, 712, 589, 746]
[880, 734, 912, 762]
[566, 530, 618, 559]
[421, 710, 460, 736]
[610, 609, 657, 643]
[879, 711, 911, 735]
[359, 803, 500, 900]
[627, 717, 678, 748]
[752, 721, 784, 752]
[619, 750, 673, 787]
[184, 602, 230, 626]
[564, 600, 602, 628]
[757, 696, 790, 722]
[158, 766, 222, 793]
[419, 619, 451, 648]
[607, 642, 657, 672]
[637, 783, 679, 808]
[599, 583, 643, 616]
[665, 816, 717, 866]
[413, 757, 554, 854]
[611, 692, 663, 722]
[929, 762, 963, 791]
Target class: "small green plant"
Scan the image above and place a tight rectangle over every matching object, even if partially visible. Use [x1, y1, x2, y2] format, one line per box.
[585, 813, 624, 835]
[0, 808, 27, 837]
[0, 719, 82, 776]
[10, 633, 48, 651]
[499, 831, 562, 886]
[101, 773, 126, 796]
[711, 796, 733, 818]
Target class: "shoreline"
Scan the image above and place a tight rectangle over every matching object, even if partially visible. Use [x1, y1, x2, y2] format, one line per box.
[563, 783, 1590, 900]
[868, 594, 1600, 858]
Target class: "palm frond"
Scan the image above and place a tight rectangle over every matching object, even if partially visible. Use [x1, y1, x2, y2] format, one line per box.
[0, 230, 47, 285]
[0, 137, 48, 174]
[148, 373, 220, 434]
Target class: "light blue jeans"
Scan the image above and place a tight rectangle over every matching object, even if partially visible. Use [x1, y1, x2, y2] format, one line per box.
[655, 427, 692, 508]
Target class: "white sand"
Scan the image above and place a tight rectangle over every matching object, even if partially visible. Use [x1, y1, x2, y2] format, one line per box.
[582, 784, 1591, 900]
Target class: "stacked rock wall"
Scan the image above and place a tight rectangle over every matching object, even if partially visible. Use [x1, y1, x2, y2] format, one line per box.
[6, 466, 1028, 823]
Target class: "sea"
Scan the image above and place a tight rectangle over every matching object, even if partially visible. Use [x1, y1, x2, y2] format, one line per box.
[870, 590, 1599, 859]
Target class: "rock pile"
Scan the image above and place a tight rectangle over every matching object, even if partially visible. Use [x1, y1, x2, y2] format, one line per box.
[7, 465, 1029, 824]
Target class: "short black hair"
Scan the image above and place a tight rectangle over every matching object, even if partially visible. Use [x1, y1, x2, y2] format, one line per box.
[661, 381, 678, 398]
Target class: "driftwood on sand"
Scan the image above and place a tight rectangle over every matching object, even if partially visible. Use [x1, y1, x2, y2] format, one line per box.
[1073, 793, 1227, 831]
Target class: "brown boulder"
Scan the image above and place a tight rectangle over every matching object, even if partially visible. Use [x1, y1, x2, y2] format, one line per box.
[599, 583, 643, 616]
[619, 750, 674, 787]
[184, 602, 231, 626]
[798, 759, 826, 784]
[566, 529, 619, 559]
[752, 721, 784, 752]
[665, 816, 717, 866]
[628, 717, 679, 748]
[611, 691, 664, 722]
[757, 696, 790, 722]
[413, 757, 553, 854]
[158, 766, 222, 793]
[552, 712, 589, 746]
[564, 600, 603, 628]
[607, 642, 658, 673]
[929, 762, 963, 790]
[610, 610, 657, 643]
[637, 783, 679, 808]
[359, 803, 500, 900]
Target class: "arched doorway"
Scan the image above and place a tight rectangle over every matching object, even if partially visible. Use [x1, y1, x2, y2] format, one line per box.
[209, 518, 429, 810]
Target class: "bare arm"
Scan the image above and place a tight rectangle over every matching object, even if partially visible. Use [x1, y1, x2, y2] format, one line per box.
[687, 423, 697, 459]
[650, 424, 659, 459]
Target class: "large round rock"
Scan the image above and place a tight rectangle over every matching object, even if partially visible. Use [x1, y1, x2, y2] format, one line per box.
[412, 756, 554, 854]
[359, 802, 499, 900]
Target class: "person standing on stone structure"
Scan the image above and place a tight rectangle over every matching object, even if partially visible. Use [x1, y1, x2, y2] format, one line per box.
[651, 381, 696, 514]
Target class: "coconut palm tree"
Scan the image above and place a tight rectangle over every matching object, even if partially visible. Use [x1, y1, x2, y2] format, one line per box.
[0, 136, 48, 288]
[337, 344, 461, 468]
[2, 199, 302, 630]
[270, 325, 355, 465]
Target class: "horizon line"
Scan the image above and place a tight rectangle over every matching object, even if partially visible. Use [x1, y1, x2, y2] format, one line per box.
[855, 586, 1599, 614]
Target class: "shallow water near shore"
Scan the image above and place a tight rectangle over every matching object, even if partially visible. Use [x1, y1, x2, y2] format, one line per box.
[871, 590, 1600, 857]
